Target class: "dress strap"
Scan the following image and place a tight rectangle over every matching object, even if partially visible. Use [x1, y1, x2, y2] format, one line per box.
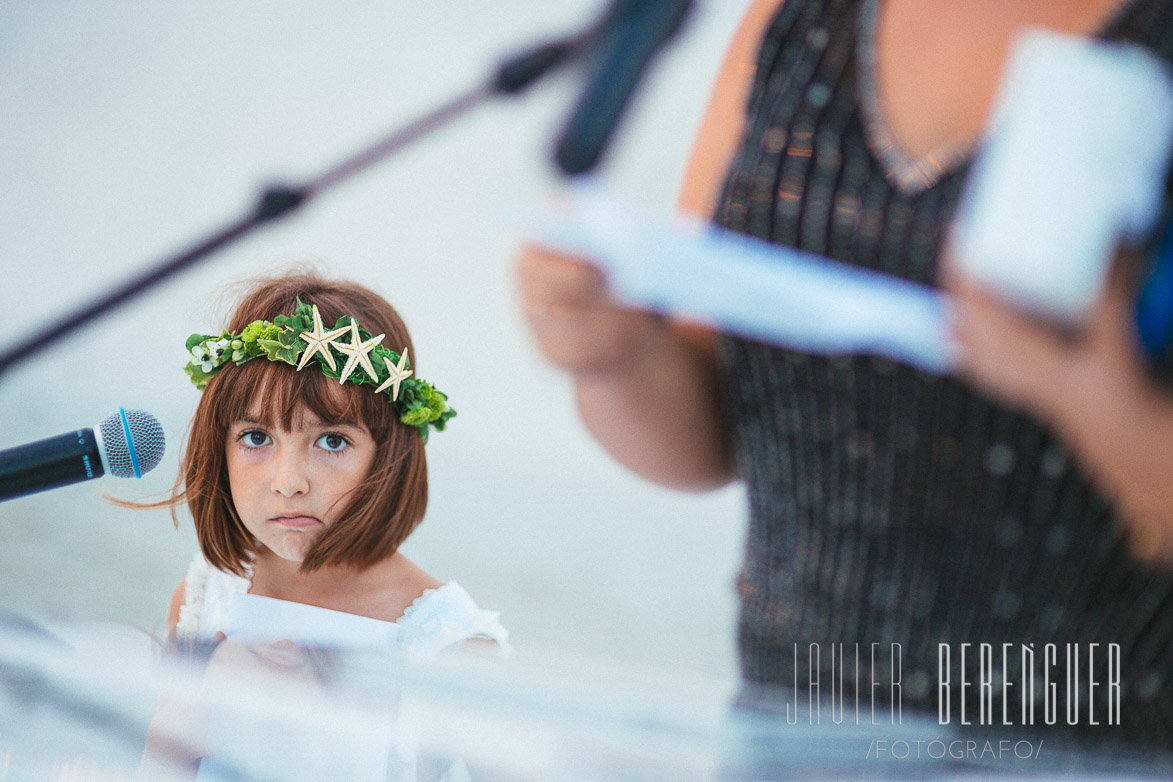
[174, 552, 252, 640]
[397, 582, 510, 655]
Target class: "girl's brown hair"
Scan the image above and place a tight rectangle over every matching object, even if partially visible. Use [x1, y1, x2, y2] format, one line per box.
[176, 272, 427, 576]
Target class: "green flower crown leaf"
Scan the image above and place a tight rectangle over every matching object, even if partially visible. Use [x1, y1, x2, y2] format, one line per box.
[182, 299, 454, 439]
[258, 329, 303, 365]
[183, 361, 215, 390]
[185, 333, 216, 352]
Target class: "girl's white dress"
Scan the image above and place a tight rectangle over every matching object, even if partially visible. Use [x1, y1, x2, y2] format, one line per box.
[174, 553, 509, 653]
[169, 555, 509, 782]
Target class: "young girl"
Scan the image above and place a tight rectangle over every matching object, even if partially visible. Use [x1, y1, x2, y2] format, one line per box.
[164, 271, 507, 651]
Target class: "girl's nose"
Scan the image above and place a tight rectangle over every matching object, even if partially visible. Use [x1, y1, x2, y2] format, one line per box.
[270, 448, 309, 497]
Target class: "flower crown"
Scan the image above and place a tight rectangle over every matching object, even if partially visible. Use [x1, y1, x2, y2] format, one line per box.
[184, 299, 455, 440]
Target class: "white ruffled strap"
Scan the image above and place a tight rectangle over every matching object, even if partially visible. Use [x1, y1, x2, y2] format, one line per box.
[174, 552, 252, 641]
[398, 582, 509, 655]
[174, 554, 210, 640]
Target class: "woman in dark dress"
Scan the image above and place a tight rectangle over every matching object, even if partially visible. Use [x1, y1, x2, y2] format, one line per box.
[519, 0, 1173, 750]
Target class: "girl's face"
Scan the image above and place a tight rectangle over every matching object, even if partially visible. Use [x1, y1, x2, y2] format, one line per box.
[225, 403, 376, 564]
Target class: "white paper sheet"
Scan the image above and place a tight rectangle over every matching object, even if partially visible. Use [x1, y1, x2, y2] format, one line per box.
[523, 183, 956, 374]
[228, 592, 400, 649]
[952, 30, 1173, 322]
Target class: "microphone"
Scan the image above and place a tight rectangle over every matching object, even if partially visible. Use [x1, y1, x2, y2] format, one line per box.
[0, 408, 166, 502]
[553, 0, 693, 175]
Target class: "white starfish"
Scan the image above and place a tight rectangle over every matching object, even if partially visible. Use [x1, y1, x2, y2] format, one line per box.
[335, 318, 385, 384]
[375, 348, 413, 401]
[296, 305, 350, 372]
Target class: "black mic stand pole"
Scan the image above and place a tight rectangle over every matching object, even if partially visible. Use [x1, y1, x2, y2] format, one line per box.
[0, 33, 589, 380]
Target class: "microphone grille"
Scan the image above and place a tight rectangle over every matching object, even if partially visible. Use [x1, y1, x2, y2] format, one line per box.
[98, 409, 166, 479]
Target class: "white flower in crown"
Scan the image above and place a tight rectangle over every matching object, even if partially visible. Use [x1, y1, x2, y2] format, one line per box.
[191, 340, 228, 373]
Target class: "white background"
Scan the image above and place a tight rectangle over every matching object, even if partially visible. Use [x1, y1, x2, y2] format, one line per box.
[0, 1, 750, 687]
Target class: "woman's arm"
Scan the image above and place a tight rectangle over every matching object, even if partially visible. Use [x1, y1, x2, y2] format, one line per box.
[517, 0, 784, 490]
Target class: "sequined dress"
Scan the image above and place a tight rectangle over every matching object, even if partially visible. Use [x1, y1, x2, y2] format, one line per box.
[715, 0, 1173, 747]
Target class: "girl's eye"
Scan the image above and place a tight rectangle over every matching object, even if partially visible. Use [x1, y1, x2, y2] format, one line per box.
[317, 433, 350, 452]
[240, 430, 271, 448]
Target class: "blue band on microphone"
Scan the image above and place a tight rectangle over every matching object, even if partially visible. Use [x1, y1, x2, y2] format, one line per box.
[120, 407, 142, 478]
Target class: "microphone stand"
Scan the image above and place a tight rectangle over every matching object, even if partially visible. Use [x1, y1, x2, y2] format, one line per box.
[0, 33, 588, 380]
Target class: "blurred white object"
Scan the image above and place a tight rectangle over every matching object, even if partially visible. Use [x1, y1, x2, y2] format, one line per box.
[176, 554, 509, 655]
[952, 29, 1173, 323]
[229, 593, 402, 649]
[227, 584, 508, 655]
[4, 617, 1173, 780]
[525, 183, 955, 373]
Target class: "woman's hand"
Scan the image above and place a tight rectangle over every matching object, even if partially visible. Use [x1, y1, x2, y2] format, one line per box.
[517, 244, 673, 378]
[947, 261, 1173, 561]
[947, 262, 1144, 420]
[516, 243, 734, 489]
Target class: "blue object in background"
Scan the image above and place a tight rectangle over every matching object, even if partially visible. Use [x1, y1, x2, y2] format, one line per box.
[1137, 214, 1173, 363]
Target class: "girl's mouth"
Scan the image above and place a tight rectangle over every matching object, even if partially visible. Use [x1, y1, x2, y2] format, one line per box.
[271, 515, 320, 528]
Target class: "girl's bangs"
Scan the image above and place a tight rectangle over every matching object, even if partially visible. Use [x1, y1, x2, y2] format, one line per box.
[214, 359, 378, 433]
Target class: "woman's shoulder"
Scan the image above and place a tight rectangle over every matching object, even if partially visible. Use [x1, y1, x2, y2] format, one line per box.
[679, 0, 788, 218]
